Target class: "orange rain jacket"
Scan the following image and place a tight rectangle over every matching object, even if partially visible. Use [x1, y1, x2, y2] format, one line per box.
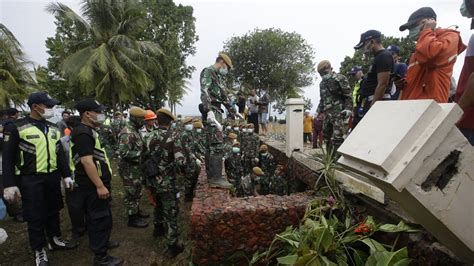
[401, 28, 466, 103]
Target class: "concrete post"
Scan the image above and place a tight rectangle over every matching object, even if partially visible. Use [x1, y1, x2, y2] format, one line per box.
[285, 98, 305, 157]
[337, 100, 474, 263]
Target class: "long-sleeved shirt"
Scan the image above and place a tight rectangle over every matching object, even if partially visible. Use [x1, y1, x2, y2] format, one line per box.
[2, 117, 71, 188]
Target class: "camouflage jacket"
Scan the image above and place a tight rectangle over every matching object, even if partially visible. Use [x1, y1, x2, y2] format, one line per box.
[317, 72, 352, 114]
[239, 174, 256, 197]
[200, 65, 228, 111]
[145, 127, 185, 193]
[191, 131, 206, 157]
[243, 133, 259, 159]
[224, 152, 244, 182]
[269, 174, 288, 196]
[118, 123, 145, 163]
[111, 119, 127, 144]
[259, 152, 276, 178]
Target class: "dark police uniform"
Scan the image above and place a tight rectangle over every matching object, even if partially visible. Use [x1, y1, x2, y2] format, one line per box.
[2, 116, 71, 252]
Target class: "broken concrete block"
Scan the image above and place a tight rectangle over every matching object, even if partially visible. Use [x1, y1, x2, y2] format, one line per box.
[337, 100, 474, 263]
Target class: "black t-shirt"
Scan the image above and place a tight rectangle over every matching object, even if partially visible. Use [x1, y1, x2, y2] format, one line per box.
[360, 49, 394, 97]
[71, 123, 111, 187]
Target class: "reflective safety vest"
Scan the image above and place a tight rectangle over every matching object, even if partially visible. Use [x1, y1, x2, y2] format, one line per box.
[69, 127, 112, 181]
[15, 119, 60, 175]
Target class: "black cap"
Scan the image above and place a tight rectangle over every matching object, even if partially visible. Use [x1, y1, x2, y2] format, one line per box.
[387, 45, 401, 54]
[348, 66, 363, 75]
[354, 30, 381, 50]
[75, 99, 106, 114]
[399, 7, 437, 31]
[5, 107, 19, 116]
[27, 92, 60, 107]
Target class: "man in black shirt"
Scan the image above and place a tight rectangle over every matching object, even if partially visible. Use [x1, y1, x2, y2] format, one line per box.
[70, 99, 123, 266]
[2, 92, 77, 266]
[353, 30, 394, 123]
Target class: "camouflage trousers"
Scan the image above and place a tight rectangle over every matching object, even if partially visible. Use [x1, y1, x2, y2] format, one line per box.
[118, 162, 143, 216]
[153, 191, 179, 246]
[322, 111, 348, 153]
[184, 161, 200, 197]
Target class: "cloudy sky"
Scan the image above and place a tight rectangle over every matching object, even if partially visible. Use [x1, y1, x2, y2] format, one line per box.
[0, 0, 470, 116]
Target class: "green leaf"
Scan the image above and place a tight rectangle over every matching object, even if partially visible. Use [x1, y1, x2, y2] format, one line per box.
[277, 255, 298, 265]
[393, 258, 412, 266]
[388, 247, 410, 265]
[378, 221, 419, 233]
[359, 238, 386, 254]
[352, 249, 368, 266]
[319, 255, 338, 266]
[365, 251, 391, 266]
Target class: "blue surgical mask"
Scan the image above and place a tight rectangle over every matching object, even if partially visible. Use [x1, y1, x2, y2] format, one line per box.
[219, 67, 228, 76]
[408, 24, 423, 41]
[171, 123, 176, 129]
[232, 147, 240, 153]
[185, 124, 193, 131]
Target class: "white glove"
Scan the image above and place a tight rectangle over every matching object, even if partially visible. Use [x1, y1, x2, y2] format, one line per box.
[196, 159, 202, 165]
[176, 192, 180, 199]
[3, 187, 21, 203]
[0, 228, 7, 245]
[63, 177, 75, 190]
[235, 113, 244, 120]
[207, 111, 222, 131]
[340, 109, 352, 118]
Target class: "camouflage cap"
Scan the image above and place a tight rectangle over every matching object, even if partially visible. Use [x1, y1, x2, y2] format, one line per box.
[129, 106, 147, 118]
[317, 60, 331, 73]
[232, 141, 240, 147]
[228, 133, 238, 139]
[259, 144, 268, 152]
[193, 121, 203, 128]
[252, 167, 264, 176]
[219, 52, 233, 69]
[157, 108, 176, 121]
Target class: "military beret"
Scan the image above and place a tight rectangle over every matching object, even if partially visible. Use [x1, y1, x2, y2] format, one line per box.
[219, 52, 233, 69]
[228, 133, 238, 139]
[183, 117, 193, 124]
[252, 167, 264, 176]
[232, 141, 240, 147]
[129, 107, 147, 118]
[193, 121, 203, 128]
[157, 108, 176, 121]
[247, 123, 254, 129]
[114, 111, 122, 116]
[317, 60, 331, 73]
[259, 144, 268, 152]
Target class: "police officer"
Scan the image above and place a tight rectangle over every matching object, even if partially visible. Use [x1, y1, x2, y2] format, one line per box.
[70, 99, 123, 265]
[2, 92, 77, 266]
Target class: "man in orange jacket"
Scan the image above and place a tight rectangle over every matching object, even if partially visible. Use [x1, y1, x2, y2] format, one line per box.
[398, 7, 466, 103]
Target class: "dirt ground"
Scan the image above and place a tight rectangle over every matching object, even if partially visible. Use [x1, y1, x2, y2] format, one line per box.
[0, 161, 193, 266]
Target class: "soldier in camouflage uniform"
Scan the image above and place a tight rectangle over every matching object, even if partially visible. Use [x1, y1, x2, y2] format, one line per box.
[257, 144, 276, 195]
[181, 118, 202, 201]
[110, 111, 126, 156]
[223, 132, 238, 160]
[242, 124, 259, 174]
[316, 60, 352, 154]
[200, 52, 234, 188]
[192, 121, 206, 158]
[224, 142, 243, 190]
[118, 107, 149, 228]
[145, 108, 184, 257]
[238, 167, 264, 197]
[269, 165, 288, 196]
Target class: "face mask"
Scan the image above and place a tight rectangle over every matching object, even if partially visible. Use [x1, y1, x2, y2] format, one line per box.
[248, 129, 254, 133]
[40, 108, 54, 119]
[363, 42, 373, 57]
[233, 127, 239, 131]
[171, 123, 176, 129]
[232, 147, 240, 153]
[219, 67, 228, 76]
[196, 129, 202, 133]
[185, 124, 193, 131]
[461, 1, 473, 18]
[408, 24, 423, 41]
[242, 129, 247, 133]
[260, 152, 267, 156]
[226, 126, 231, 130]
[96, 114, 106, 124]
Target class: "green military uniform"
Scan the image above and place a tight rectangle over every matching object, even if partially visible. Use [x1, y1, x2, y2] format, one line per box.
[269, 171, 288, 196]
[145, 109, 184, 251]
[242, 125, 259, 174]
[258, 146, 276, 195]
[118, 122, 145, 217]
[317, 70, 352, 153]
[224, 142, 243, 189]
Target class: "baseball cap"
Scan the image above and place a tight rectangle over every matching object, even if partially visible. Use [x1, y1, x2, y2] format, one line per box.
[354, 30, 381, 50]
[387, 45, 401, 55]
[394, 63, 408, 78]
[5, 107, 19, 116]
[399, 7, 437, 31]
[75, 99, 106, 114]
[348, 66, 363, 75]
[27, 92, 61, 107]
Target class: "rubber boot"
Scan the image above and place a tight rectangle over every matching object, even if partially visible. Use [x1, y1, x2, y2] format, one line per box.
[127, 215, 149, 228]
[207, 154, 232, 189]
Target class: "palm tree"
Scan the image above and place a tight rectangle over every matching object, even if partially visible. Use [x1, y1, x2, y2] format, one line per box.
[46, 0, 162, 108]
[0, 23, 35, 107]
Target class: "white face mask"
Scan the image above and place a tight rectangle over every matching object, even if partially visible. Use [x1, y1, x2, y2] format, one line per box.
[196, 129, 202, 133]
[233, 127, 239, 131]
[242, 129, 247, 133]
[232, 147, 240, 153]
[185, 124, 193, 131]
[41, 108, 54, 119]
[248, 129, 254, 133]
[96, 114, 106, 123]
[226, 126, 231, 130]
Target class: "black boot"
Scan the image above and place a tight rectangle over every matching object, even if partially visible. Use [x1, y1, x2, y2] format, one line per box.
[13, 214, 24, 223]
[136, 209, 150, 219]
[127, 215, 149, 228]
[47, 236, 78, 251]
[107, 240, 120, 249]
[153, 224, 165, 237]
[93, 255, 124, 266]
[166, 243, 184, 258]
